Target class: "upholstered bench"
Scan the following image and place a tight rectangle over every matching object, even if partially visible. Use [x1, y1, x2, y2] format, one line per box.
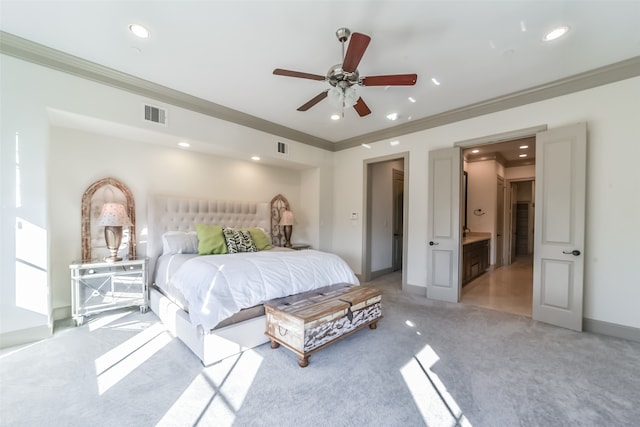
[264, 283, 382, 367]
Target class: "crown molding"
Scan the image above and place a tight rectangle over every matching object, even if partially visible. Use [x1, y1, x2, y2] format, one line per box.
[332, 56, 640, 151]
[0, 31, 335, 151]
[2, 31, 639, 154]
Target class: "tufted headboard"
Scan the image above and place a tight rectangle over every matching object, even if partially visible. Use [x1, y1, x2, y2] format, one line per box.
[148, 195, 270, 271]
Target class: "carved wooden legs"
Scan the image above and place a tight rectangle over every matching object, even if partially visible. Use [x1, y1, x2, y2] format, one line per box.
[298, 356, 309, 368]
[271, 338, 309, 367]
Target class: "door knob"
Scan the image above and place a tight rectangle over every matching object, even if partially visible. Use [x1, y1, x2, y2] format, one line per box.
[562, 249, 581, 256]
[429, 241, 439, 246]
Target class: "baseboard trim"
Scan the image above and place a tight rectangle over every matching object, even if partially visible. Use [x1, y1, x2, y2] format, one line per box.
[404, 283, 427, 296]
[583, 318, 640, 343]
[370, 268, 393, 280]
[0, 325, 52, 349]
[52, 305, 71, 322]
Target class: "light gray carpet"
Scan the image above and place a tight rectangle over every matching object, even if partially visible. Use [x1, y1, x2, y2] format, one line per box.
[2, 273, 639, 427]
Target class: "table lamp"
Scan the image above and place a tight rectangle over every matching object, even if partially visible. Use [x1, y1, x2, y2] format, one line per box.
[97, 202, 132, 262]
[279, 210, 294, 248]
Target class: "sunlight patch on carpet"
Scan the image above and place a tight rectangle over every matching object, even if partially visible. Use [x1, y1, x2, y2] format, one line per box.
[401, 345, 472, 426]
[95, 322, 171, 394]
[156, 349, 263, 426]
[88, 310, 131, 332]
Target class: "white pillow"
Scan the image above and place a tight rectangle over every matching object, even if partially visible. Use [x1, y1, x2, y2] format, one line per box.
[162, 231, 198, 255]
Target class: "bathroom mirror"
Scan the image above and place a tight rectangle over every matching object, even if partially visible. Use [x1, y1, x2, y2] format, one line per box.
[463, 171, 468, 233]
[81, 177, 136, 261]
[270, 194, 290, 247]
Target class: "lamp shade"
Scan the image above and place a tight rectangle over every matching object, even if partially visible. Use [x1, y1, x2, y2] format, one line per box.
[328, 86, 358, 108]
[279, 210, 294, 226]
[97, 203, 132, 227]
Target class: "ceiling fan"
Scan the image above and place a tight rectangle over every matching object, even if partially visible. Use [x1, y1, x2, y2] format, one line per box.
[273, 28, 418, 117]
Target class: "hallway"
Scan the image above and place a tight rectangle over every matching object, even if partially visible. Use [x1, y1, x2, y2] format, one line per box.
[460, 255, 533, 317]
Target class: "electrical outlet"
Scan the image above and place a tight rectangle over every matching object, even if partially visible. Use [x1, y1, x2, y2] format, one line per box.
[350, 212, 358, 220]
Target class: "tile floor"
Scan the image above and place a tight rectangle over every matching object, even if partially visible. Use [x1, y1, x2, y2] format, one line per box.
[460, 255, 533, 317]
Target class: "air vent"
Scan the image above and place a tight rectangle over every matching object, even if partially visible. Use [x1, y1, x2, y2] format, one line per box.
[277, 141, 288, 155]
[144, 104, 167, 125]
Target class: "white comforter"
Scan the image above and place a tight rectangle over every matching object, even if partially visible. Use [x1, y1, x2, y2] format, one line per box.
[172, 249, 359, 330]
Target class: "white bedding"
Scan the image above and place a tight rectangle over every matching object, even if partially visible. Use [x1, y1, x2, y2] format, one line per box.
[168, 249, 359, 331]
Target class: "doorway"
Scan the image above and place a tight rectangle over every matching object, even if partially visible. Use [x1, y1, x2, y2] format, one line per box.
[392, 169, 404, 271]
[363, 153, 408, 289]
[428, 123, 586, 330]
[460, 141, 535, 317]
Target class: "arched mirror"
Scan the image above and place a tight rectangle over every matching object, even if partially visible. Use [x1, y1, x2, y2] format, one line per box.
[81, 178, 136, 261]
[270, 194, 290, 247]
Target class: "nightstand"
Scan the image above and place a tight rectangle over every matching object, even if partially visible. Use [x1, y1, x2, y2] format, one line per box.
[291, 243, 311, 250]
[69, 257, 148, 326]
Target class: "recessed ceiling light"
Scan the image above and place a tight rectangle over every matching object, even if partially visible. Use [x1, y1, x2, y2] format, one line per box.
[408, 97, 416, 103]
[386, 113, 398, 121]
[129, 24, 150, 39]
[251, 156, 261, 161]
[519, 154, 527, 158]
[390, 140, 400, 146]
[178, 142, 190, 148]
[361, 143, 372, 149]
[471, 149, 480, 154]
[520, 145, 529, 149]
[330, 114, 340, 120]
[431, 77, 441, 86]
[543, 26, 569, 42]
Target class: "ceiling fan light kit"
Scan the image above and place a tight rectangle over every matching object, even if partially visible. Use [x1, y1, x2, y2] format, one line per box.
[273, 27, 417, 118]
[328, 86, 358, 108]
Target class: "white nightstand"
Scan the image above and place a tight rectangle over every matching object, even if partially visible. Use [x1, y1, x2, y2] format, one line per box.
[69, 257, 148, 326]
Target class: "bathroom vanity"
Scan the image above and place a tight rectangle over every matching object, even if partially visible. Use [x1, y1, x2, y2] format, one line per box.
[462, 233, 491, 285]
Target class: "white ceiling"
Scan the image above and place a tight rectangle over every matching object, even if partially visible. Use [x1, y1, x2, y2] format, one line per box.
[1, 1, 639, 146]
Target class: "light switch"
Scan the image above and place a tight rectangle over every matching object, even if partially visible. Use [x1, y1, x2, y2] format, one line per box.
[350, 212, 358, 220]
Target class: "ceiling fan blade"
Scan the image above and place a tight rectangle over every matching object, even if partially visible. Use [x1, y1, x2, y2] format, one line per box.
[361, 74, 418, 86]
[273, 68, 326, 81]
[353, 97, 371, 117]
[342, 32, 371, 73]
[297, 91, 328, 111]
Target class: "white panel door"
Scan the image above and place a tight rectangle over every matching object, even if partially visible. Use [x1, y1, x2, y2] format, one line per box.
[533, 123, 587, 331]
[427, 147, 461, 302]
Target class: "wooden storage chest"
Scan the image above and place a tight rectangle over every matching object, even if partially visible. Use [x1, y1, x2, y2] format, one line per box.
[264, 284, 382, 367]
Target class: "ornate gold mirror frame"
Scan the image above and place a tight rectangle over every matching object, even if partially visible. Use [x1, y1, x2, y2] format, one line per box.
[81, 177, 136, 261]
[270, 194, 290, 247]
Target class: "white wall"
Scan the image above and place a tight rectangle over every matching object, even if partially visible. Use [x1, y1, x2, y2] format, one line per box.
[332, 76, 640, 329]
[48, 126, 309, 318]
[466, 160, 498, 264]
[0, 55, 334, 341]
[2, 53, 639, 340]
[466, 161, 496, 234]
[505, 165, 535, 181]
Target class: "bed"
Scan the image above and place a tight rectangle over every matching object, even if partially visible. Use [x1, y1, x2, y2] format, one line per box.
[147, 195, 359, 365]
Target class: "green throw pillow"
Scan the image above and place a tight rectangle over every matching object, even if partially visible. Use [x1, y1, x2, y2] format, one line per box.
[246, 227, 273, 251]
[195, 224, 228, 255]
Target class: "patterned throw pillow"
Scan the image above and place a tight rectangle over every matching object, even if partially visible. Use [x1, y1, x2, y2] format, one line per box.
[222, 227, 258, 254]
